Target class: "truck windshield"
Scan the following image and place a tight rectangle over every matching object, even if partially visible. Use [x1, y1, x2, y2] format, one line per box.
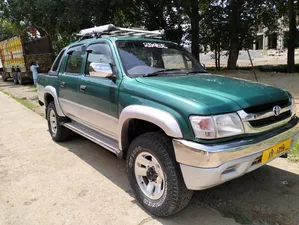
[116, 40, 207, 77]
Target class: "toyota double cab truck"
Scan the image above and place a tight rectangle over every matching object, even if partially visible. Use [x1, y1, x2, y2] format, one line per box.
[37, 25, 299, 217]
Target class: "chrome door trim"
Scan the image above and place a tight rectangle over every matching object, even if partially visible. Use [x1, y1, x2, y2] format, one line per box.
[59, 97, 118, 139]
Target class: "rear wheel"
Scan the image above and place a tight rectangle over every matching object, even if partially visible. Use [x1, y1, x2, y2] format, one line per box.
[2, 72, 7, 82]
[13, 72, 19, 84]
[47, 102, 71, 142]
[17, 72, 23, 85]
[126, 132, 193, 217]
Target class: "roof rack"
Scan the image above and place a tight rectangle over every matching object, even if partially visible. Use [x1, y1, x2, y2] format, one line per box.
[77, 24, 163, 39]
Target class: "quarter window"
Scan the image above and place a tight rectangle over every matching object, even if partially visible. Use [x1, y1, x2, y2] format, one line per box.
[51, 49, 65, 73]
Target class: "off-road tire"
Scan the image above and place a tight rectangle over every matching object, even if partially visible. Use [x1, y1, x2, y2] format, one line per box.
[126, 132, 193, 217]
[47, 102, 71, 142]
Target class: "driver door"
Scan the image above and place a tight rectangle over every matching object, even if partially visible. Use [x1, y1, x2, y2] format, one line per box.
[77, 42, 119, 139]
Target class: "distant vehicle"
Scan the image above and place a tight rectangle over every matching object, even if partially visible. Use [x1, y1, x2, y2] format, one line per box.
[0, 26, 53, 84]
[37, 24, 299, 217]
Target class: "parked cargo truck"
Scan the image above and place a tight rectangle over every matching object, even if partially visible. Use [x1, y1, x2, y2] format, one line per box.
[0, 27, 53, 84]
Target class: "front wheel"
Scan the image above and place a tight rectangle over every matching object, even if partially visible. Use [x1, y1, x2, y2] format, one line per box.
[126, 132, 193, 217]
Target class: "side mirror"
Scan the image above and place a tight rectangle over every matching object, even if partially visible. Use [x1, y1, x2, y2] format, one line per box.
[200, 63, 206, 69]
[89, 62, 114, 78]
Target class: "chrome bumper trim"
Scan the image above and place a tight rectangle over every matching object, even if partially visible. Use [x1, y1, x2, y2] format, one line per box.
[173, 117, 299, 168]
[180, 149, 287, 190]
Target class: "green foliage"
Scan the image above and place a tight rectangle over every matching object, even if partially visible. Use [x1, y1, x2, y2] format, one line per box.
[0, 0, 294, 66]
[289, 140, 299, 162]
[0, 18, 23, 41]
[199, 1, 230, 69]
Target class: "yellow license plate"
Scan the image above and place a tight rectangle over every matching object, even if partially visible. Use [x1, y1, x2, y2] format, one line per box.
[261, 139, 291, 164]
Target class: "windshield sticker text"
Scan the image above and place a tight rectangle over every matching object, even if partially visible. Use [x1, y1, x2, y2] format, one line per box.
[143, 42, 168, 49]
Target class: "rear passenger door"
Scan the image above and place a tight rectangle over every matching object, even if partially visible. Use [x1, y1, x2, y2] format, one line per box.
[58, 45, 84, 120]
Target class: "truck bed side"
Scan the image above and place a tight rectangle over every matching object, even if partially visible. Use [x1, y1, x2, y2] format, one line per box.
[37, 73, 59, 105]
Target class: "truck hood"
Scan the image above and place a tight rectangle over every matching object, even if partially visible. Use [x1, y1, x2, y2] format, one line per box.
[135, 74, 290, 114]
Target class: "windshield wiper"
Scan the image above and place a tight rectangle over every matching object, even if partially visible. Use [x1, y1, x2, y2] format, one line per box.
[142, 69, 184, 77]
[186, 70, 208, 74]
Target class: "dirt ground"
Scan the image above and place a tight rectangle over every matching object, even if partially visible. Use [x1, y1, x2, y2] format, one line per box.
[201, 50, 299, 67]
[0, 72, 299, 225]
[0, 80, 44, 116]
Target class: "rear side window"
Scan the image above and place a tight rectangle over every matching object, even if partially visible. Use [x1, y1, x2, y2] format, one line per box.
[66, 46, 85, 74]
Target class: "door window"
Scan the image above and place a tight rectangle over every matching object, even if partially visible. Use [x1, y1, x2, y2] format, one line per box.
[86, 43, 114, 77]
[66, 46, 84, 74]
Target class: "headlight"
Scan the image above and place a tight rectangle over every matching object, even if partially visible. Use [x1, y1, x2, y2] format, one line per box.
[190, 113, 244, 139]
[291, 98, 297, 116]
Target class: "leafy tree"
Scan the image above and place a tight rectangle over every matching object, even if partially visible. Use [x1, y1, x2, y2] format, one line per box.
[226, 0, 281, 70]
[199, 1, 230, 69]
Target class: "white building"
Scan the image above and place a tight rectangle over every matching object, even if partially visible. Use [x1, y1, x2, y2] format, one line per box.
[252, 17, 298, 51]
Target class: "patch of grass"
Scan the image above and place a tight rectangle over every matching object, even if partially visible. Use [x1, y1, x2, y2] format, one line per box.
[289, 140, 299, 162]
[0, 89, 38, 111]
[32, 85, 37, 92]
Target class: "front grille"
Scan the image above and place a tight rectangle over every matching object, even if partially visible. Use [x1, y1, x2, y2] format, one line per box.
[244, 99, 290, 114]
[249, 110, 291, 128]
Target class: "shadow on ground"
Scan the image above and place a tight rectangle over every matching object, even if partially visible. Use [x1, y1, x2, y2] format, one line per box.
[56, 135, 299, 225]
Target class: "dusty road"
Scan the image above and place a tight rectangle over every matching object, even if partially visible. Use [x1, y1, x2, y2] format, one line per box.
[0, 73, 299, 224]
[0, 91, 239, 225]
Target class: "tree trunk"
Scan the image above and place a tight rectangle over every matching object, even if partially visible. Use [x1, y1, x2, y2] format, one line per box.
[215, 49, 218, 69]
[190, 0, 200, 61]
[287, 0, 296, 73]
[217, 46, 221, 70]
[227, 0, 243, 70]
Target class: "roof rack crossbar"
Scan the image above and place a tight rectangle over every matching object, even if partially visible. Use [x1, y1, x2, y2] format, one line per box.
[77, 24, 163, 39]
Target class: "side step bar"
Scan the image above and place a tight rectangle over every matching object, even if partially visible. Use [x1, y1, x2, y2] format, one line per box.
[64, 121, 122, 158]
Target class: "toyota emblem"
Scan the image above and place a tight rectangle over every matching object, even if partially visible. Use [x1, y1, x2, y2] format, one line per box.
[273, 106, 281, 116]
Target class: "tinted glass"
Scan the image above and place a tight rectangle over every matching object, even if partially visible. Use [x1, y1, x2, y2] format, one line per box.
[86, 43, 113, 76]
[66, 47, 84, 74]
[116, 40, 206, 77]
[51, 49, 65, 72]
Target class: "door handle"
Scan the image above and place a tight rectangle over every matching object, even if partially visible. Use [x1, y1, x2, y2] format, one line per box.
[80, 85, 86, 92]
[60, 82, 65, 88]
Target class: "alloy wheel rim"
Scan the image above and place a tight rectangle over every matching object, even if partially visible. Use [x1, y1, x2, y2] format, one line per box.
[134, 152, 165, 200]
[49, 109, 57, 135]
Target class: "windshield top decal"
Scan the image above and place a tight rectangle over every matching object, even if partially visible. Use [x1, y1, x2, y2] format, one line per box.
[143, 42, 168, 49]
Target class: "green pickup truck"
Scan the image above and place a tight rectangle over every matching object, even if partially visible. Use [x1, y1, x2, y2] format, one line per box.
[37, 25, 299, 217]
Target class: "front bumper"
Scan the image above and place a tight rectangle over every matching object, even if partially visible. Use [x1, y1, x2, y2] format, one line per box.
[173, 117, 299, 190]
